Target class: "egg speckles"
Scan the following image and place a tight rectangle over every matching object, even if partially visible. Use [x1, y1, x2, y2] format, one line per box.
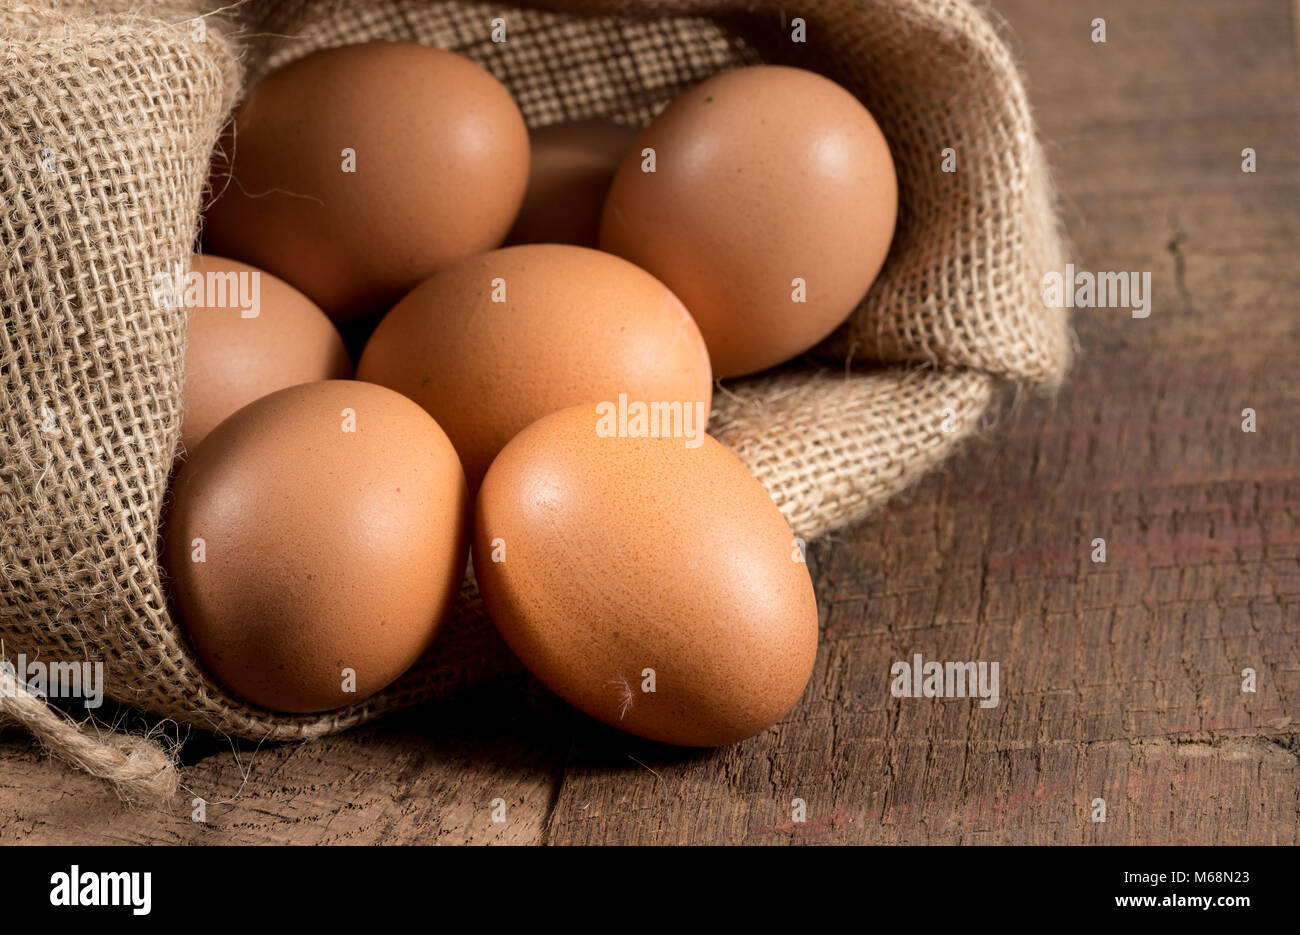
[177, 50, 864, 744]
[165, 380, 468, 713]
[357, 244, 713, 489]
[204, 41, 529, 325]
[599, 65, 898, 377]
[473, 404, 819, 746]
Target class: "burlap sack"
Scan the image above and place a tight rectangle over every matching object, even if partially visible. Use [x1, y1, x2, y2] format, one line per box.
[0, 0, 1069, 800]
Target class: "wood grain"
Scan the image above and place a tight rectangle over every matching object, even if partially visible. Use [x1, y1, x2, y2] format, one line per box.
[1, 0, 1296, 845]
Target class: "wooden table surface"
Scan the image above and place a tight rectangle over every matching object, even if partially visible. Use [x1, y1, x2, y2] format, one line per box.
[2, 0, 1297, 845]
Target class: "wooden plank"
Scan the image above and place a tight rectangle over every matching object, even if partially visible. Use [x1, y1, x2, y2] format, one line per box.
[542, 0, 1300, 844]
[0, 689, 569, 845]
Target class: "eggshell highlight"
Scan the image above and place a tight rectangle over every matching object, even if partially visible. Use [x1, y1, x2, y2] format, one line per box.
[180, 254, 352, 455]
[204, 41, 530, 325]
[357, 244, 713, 489]
[599, 65, 898, 377]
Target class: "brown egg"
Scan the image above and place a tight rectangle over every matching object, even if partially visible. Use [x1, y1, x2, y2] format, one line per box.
[504, 119, 639, 247]
[179, 254, 352, 455]
[599, 65, 898, 378]
[165, 380, 468, 713]
[203, 41, 529, 326]
[357, 244, 713, 490]
[473, 404, 819, 746]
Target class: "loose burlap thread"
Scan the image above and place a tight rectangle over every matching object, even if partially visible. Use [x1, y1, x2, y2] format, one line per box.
[0, 0, 1069, 801]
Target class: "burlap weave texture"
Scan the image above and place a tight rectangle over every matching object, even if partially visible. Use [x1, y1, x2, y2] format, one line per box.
[0, 0, 1067, 772]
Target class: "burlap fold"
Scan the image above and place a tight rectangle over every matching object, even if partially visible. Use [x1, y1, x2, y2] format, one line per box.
[0, 0, 1068, 799]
